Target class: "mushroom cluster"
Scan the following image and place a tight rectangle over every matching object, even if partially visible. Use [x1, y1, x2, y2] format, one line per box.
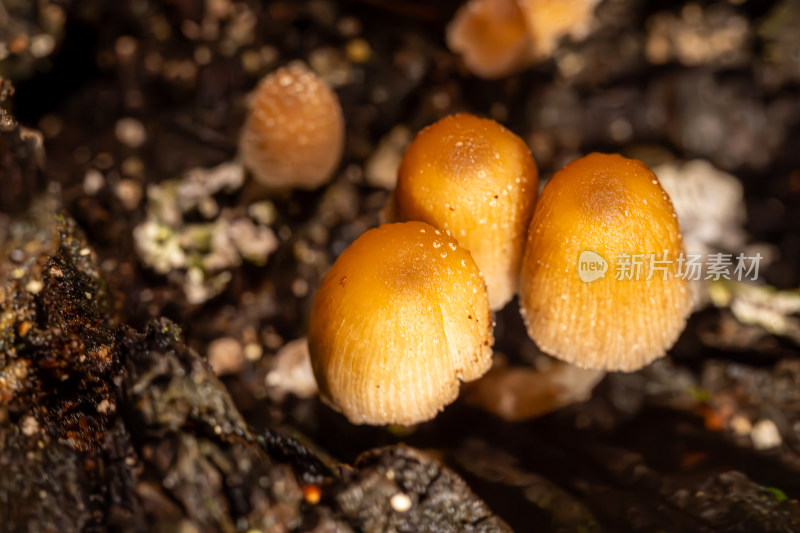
[307, 114, 690, 426]
[140, 59, 688, 425]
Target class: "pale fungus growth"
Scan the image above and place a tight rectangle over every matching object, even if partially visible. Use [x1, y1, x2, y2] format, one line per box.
[114, 117, 147, 148]
[239, 61, 344, 190]
[394, 114, 538, 310]
[308, 221, 494, 426]
[207, 337, 244, 376]
[519, 153, 691, 371]
[265, 338, 318, 401]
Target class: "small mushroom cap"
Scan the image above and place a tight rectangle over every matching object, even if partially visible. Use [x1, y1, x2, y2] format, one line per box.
[446, 0, 534, 79]
[308, 221, 494, 425]
[239, 62, 344, 190]
[519, 153, 691, 371]
[395, 113, 538, 310]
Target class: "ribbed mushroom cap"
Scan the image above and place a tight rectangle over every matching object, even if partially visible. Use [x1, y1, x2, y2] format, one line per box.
[519, 153, 691, 371]
[395, 114, 538, 310]
[308, 221, 494, 425]
[239, 62, 344, 190]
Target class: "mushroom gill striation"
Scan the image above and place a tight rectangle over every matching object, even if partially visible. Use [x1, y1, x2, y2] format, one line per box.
[395, 113, 538, 310]
[519, 153, 691, 371]
[308, 221, 494, 425]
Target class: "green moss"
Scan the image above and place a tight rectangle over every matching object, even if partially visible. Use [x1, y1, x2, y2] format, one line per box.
[767, 487, 788, 503]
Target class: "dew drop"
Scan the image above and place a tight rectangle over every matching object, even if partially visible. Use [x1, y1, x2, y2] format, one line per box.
[278, 73, 293, 86]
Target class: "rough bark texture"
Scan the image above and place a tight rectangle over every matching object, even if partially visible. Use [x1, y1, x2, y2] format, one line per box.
[0, 178, 510, 532]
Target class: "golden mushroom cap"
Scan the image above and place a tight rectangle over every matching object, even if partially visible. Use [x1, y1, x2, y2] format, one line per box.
[519, 153, 691, 371]
[395, 113, 539, 310]
[308, 221, 494, 425]
[239, 61, 344, 190]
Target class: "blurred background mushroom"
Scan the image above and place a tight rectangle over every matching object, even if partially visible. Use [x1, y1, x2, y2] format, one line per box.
[447, 0, 602, 78]
[464, 354, 605, 421]
[445, 0, 535, 79]
[239, 61, 345, 190]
